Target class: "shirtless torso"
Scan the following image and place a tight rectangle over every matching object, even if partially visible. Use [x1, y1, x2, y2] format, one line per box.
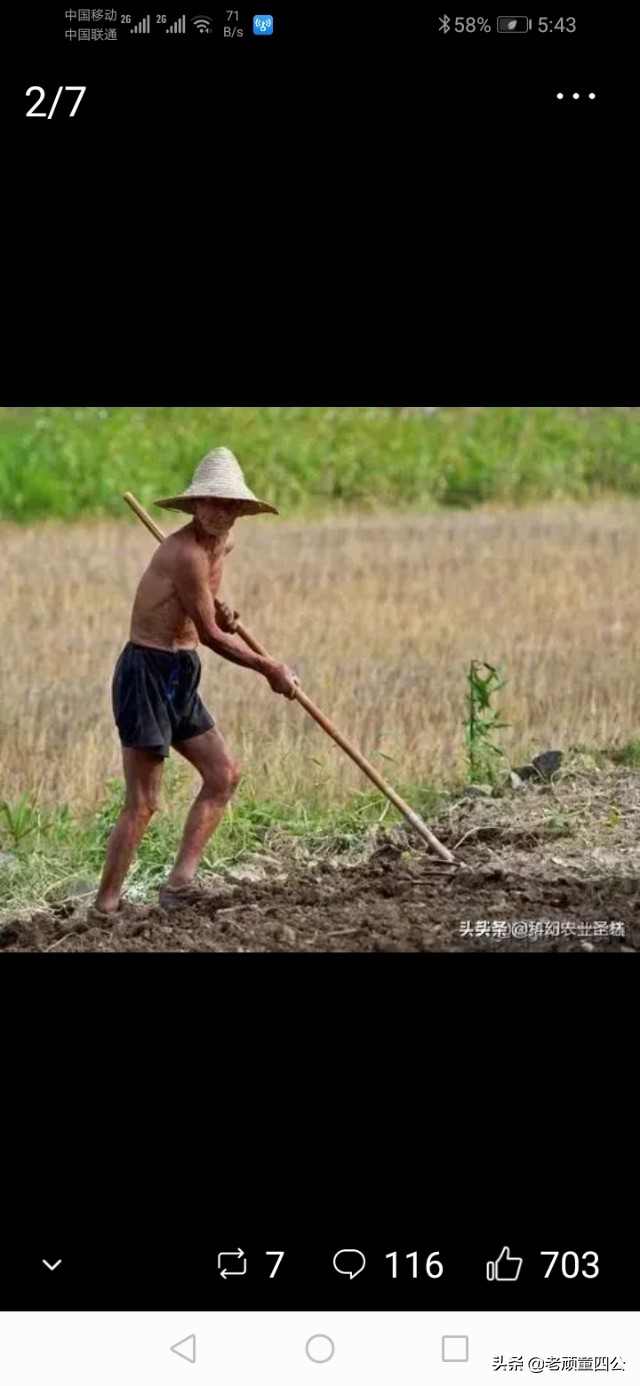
[129, 522, 233, 652]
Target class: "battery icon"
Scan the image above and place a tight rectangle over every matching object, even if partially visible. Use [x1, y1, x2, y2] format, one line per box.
[497, 15, 530, 31]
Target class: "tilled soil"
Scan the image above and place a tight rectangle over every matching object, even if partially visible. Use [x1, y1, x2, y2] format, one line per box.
[3, 766, 640, 953]
[2, 809, 639, 953]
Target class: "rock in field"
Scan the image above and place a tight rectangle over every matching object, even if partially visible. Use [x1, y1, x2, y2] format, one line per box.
[274, 923, 297, 945]
[532, 750, 563, 779]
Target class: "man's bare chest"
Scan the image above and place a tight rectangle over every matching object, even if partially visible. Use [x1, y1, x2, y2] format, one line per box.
[207, 543, 232, 595]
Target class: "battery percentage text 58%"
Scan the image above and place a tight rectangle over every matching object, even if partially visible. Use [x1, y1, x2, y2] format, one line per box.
[439, 16, 492, 31]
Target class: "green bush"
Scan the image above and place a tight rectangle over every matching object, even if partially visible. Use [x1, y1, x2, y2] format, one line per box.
[1, 406, 639, 522]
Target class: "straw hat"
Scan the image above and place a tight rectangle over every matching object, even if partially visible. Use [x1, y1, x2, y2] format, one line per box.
[154, 447, 278, 516]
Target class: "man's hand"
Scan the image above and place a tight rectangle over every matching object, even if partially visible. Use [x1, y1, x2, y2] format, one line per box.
[215, 600, 240, 633]
[266, 661, 300, 699]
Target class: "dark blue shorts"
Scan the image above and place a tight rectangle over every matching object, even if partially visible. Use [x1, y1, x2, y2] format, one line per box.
[112, 642, 214, 758]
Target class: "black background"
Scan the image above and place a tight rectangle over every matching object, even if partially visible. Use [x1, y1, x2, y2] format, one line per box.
[2, 0, 637, 1322]
[0, 1247, 628, 1308]
[8, 5, 636, 127]
[5, 973, 636, 1312]
[1, 1237, 631, 1310]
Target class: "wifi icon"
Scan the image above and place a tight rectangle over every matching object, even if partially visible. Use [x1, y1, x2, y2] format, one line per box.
[191, 14, 212, 31]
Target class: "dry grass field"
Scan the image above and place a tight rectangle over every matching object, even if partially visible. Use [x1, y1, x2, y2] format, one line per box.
[2, 498, 639, 816]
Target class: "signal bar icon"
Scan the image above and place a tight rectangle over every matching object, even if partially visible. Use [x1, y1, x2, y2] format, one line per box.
[192, 14, 212, 31]
[166, 13, 186, 31]
[131, 13, 150, 31]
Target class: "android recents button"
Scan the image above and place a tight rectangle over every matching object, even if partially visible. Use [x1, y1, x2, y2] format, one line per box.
[442, 1335, 469, 1362]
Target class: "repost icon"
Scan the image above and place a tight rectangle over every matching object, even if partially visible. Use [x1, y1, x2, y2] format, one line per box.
[333, 1248, 366, 1279]
[486, 1246, 523, 1281]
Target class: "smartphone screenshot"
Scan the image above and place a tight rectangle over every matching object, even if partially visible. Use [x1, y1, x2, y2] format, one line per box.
[2, 3, 636, 1382]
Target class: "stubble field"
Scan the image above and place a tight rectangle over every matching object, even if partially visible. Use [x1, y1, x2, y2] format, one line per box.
[1, 499, 640, 951]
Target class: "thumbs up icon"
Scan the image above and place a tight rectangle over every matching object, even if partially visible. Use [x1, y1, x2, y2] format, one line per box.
[486, 1247, 523, 1281]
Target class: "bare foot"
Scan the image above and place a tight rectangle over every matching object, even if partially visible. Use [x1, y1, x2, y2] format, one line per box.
[92, 899, 121, 916]
[87, 901, 123, 924]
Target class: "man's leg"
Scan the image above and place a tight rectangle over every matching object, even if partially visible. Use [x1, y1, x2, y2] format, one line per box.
[94, 748, 165, 913]
[165, 728, 241, 889]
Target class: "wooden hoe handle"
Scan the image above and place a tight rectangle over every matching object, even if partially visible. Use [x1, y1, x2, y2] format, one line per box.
[123, 491, 455, 863]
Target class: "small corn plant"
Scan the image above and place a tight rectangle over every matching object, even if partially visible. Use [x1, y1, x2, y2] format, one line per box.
[464, 660, 510, 785]
[0, 794, 46, 849]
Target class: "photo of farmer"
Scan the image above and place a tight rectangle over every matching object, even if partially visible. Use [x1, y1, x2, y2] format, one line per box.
[90, 448, 299, 922]
[1, 407, 639, 953]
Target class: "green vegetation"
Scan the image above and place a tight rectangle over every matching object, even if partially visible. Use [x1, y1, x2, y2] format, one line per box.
[0, 769, 446, 917]
[1, 406, 639, 522]
[463, 660, 510, 786]
[609, 738, 640, 768]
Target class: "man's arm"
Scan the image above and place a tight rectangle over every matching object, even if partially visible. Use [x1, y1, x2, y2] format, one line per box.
[171, 547, 298, 695]
[172, 547, 266, 671]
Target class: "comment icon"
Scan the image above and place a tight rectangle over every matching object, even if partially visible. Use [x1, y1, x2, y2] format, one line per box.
[332, 1248, 366, 1279]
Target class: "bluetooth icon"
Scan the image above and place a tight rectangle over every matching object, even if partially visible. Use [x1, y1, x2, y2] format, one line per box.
[439, 13, 451, 31]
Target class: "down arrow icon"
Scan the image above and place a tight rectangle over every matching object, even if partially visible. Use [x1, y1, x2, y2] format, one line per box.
[43, 1259, 62, 1271]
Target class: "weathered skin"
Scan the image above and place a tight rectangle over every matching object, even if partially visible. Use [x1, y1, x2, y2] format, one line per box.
[128, 499, 295, 694]
[92, 498, 298, 915]
[130, 511, 232, 650]
[129, 534, 226, 651]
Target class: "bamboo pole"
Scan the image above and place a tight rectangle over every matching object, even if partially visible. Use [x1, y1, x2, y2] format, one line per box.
[123, 491, 455, 863]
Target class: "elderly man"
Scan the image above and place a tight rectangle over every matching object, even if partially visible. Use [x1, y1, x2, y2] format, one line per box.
[89, 447, 298, 921]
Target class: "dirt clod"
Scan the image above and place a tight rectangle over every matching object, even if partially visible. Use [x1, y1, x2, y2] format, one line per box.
[2, 767, 639, 953]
